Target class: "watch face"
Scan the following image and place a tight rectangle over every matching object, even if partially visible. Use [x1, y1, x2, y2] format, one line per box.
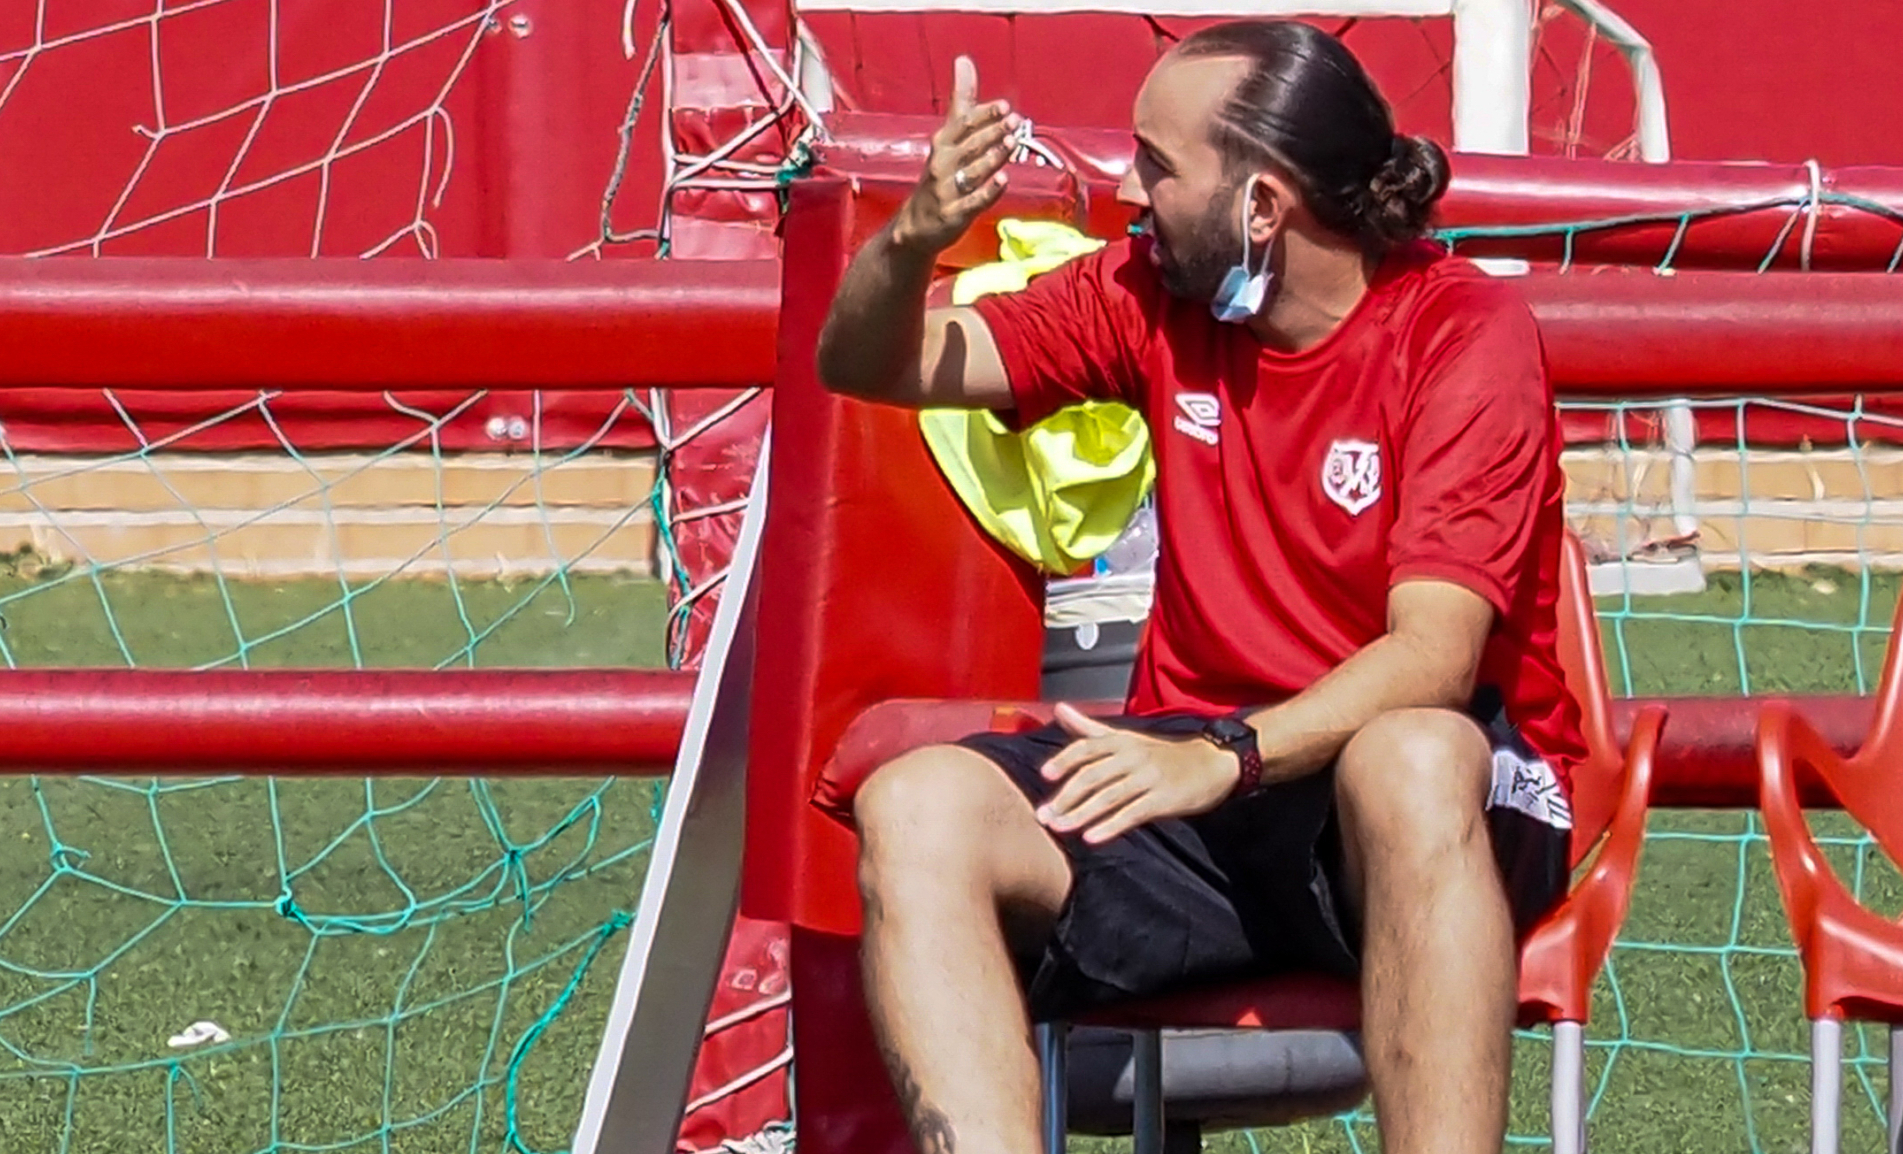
[1205, 716, 1253, 745]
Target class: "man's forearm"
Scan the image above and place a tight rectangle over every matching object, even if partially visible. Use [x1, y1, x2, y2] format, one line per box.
[815, 223, 938, 399]
[1240, 630, 1476, 785]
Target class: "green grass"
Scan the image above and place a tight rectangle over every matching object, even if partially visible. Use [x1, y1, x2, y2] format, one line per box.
[0, 564, 1897, 1152]
[0, 563, 671, 670]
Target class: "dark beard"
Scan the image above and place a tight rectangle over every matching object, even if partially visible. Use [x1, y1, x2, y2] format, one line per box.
[1150, 195, 1243, 303]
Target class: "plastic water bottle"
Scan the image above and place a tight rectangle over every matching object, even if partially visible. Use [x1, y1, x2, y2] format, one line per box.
[1095, 500, 1158, 578]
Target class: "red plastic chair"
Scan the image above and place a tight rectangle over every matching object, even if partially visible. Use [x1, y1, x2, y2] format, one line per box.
[816, 533, 1662, 1154]
[1756, 610, 1903, 1154]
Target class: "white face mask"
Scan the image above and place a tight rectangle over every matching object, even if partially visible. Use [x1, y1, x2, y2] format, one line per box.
[1209, 179, 1275, 324]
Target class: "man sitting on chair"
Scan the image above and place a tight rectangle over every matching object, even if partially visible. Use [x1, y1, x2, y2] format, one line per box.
[814, 21, 1587, 1154]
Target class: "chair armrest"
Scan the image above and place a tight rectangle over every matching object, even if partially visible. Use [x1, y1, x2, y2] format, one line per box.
[810, 698, 1120, 825]
[1752, 699, 1903, 1019]
[1517, 703, 1666, 1025]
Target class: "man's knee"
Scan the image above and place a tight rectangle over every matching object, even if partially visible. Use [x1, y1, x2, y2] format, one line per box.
[1336, 708, 1491, 853]
[855, 745, 1031, 873]
[854, 744, 1067, 912]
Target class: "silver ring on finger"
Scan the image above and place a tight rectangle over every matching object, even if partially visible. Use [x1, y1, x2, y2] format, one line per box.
[953, 168, 971, 194]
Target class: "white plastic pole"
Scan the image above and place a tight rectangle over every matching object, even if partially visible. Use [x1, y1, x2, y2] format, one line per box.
[1550, 0, 1670, 162]
[1449, 0, 1530, 156]
[570, 436, 771, 1154]
[1550, 1021, 1588, 1154]
[1813, 1017, 1843, 1154]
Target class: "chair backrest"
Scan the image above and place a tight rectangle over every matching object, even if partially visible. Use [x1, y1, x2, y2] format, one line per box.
[1816, 562, 1903, 864]
[1553, 531, 1623, 866]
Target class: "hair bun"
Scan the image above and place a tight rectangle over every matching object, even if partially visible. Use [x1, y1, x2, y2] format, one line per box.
[1363, 134, 1450, 245]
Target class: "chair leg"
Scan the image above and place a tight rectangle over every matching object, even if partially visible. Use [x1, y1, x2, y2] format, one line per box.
[1161, 1120, 1201, 1154]
[1550, 1020, 1588, 1154]
[1889, 1025, 1901, 1154]
[1132, 1028, 1164, 1154]
[1812, 1017, 1842, 1154]
[1037, 1022, 1069, 1154]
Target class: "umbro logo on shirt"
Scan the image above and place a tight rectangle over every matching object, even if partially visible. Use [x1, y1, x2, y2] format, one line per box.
[1172, 393, 1221, 446]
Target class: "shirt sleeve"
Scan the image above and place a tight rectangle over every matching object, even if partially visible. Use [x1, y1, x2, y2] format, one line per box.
[968, 242, 1154, 425]
[1389, 278, 1557, 617]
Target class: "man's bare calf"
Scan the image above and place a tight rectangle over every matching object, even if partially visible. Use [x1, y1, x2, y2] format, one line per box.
[855, 745, 1072, 1154]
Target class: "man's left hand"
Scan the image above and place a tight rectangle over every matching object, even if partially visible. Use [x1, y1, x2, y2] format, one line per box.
[1036, 703, 1241, 845]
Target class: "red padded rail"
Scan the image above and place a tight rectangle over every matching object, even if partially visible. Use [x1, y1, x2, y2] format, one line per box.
[818, 113, 1903, 272]
[1618, 695, 1870, 809]
[0, 258, 781, 390]
[1522, 269, 1903, 397]
[4, 255, 1894, 398]
[1442, 156, 1903, 272]
[0, 669, 694, 773]
[0, 674, 1852, 804]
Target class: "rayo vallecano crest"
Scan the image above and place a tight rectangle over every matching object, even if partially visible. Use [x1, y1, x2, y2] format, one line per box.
[1321, 438, 1382, 516]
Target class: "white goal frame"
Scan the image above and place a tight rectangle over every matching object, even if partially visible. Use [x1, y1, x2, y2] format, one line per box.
[791, 0, 1670, 162]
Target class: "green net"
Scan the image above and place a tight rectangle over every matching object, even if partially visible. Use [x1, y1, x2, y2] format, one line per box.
[0, 390, 692, 1154]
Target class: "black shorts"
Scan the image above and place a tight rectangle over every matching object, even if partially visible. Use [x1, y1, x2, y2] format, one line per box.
[955, 696, 1572, 1022]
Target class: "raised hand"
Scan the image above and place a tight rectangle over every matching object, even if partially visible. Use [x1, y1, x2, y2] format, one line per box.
[891, 55, 1019, 255]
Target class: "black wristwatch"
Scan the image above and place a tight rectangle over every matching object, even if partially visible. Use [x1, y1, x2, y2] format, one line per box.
[1199, 713, 1264, 798]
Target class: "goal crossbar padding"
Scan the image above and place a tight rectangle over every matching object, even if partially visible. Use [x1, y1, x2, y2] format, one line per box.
[0, 669, 694, 773]
[0, 259, 781, 390]
[817, 112, 1903, 271]
[13, 252, 1897, 399]
[1515, 270, 1903, 394]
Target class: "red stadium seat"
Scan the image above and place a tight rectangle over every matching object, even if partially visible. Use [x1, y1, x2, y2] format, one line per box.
[815, 532, 1663, 1153]
[1755, 604, 1903, 1154]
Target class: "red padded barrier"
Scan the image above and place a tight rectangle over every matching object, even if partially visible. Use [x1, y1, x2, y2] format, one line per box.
[816, 115, 1903, 273]
[1623, 696, 1864, 810]
[1441, 158, 1903, 272]
[1521, 269, 1903, 397]
[0, 669, 693, 772]
[744, 177, 1046, 1154]
[0, 258, 781, 390]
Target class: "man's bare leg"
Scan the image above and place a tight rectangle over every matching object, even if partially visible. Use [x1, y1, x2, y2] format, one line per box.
[854, 745, 1073, 1154]
[1335, 708, 1517, 1154]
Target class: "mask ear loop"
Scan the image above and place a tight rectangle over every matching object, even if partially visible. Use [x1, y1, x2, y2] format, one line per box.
[1238, 178, 1274, 279]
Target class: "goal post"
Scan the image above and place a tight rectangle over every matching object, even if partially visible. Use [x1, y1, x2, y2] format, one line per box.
[790, 0, 1669, 161]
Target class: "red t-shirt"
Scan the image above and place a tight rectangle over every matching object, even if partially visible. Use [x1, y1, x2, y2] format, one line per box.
[971, 238, 1588, 785]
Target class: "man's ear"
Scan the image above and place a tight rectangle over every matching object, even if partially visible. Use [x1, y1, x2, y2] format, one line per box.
[1248, 171, 1296, 244]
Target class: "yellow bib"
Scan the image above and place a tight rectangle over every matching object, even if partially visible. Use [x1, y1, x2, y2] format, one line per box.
[919, 220, 1155, 575]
